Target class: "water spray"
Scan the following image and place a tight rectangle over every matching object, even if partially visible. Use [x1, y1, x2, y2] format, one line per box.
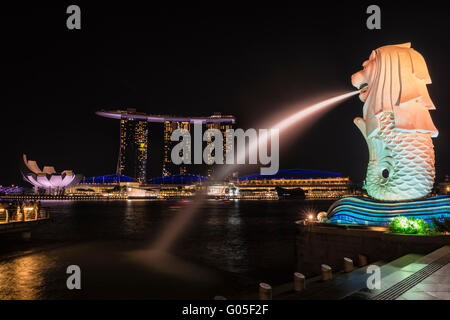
[152, 90, 360, 252]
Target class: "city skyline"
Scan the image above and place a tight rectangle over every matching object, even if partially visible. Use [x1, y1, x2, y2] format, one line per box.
[1, 3, 449, 186]
[1, 2, 450, 306]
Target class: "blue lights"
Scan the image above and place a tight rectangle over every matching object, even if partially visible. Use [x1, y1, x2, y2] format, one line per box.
[146, 174, 208, 185]
[80, 174, 135, 184]
[80, 173, 209, 185]
[0, 186, 24, 194]
[328, 195, 450, 226]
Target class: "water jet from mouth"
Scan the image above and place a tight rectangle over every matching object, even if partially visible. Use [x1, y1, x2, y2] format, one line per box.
[151, 90, 361, 253]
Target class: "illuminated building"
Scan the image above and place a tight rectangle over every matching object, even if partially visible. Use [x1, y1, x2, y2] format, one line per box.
[117, 110, 149, 183]
[97, 109, 235, 178]
[146, 174, 208, 199]
[21, 154, 82, 194]
[207, 183, 240, 199]
[66, 170, 355, 200]
[205, 113, 234, 177]
[438, 175, 450, 195]
[66, 173, 208, 199]
[234, 169, 353, 199]
[146, 173, 208, 185]
[163, 121, 190, 176]
[0, 186, 23, 194]
[79, 174, 135, 184]
[65, 175, 132, 199]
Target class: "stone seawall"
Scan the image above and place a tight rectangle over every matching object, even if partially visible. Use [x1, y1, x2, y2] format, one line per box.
[295, 221, 450, 276]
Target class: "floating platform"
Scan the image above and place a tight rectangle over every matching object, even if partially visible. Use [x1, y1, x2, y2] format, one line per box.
[327, 195, 450, 225]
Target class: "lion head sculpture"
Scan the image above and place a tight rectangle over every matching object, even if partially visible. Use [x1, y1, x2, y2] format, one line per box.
[350, 43, 438, 201]
[351, 42, 438, 138]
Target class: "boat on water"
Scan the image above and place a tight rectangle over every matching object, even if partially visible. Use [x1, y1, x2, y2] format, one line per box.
[275, 186, 306, 199]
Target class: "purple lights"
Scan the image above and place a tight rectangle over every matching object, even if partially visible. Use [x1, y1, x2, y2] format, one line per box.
[0, 186, 23, 194]
[21, 154, 82, 194]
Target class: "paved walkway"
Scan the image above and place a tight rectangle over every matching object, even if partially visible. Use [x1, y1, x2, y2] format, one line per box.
[349, 246, 450, 300]
[396, 261, 450, 300]
[242, 253, 423, 300]
[249, 246, 450, 300]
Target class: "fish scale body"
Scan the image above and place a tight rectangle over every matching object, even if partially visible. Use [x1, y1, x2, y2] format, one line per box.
[365, 112, 435, 201]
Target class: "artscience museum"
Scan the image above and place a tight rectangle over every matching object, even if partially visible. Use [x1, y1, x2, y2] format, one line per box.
[21, 154, 82, 194]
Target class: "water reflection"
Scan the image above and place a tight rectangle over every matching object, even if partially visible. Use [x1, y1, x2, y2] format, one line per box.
[0, 253, 51, 299]
[0, 200, 332, 299]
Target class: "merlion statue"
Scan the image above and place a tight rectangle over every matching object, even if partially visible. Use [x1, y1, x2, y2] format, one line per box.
[351, 43, 438, 201]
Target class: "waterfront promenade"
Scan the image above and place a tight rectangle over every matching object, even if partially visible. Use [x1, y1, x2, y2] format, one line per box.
[0, 202, 49, 238]
[237, 246, 450, 300]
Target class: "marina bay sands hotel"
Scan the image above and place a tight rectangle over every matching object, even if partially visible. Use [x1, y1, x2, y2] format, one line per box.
[96, 109, 235, 182]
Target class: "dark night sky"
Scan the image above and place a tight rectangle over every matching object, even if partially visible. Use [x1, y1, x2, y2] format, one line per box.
[0, 2, 449, 186]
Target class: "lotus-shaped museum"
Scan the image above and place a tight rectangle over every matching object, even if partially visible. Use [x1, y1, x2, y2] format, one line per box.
[21, 154, 82, 194]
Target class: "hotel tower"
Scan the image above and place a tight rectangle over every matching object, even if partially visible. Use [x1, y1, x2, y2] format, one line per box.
[117, 110, 149, 183]
[97, 109, 235, 181]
